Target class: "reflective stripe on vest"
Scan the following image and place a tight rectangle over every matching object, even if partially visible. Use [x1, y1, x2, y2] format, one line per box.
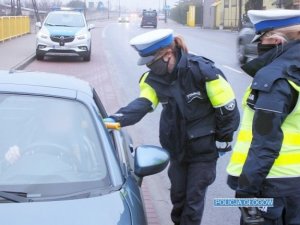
[227, 80, 300, 178]
[139, 72, 159, 109]
[206, 75, 235, 108]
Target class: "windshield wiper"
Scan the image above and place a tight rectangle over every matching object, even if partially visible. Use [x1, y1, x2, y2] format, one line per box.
[53, 24, 73, 27]
[45, 23, 56, 26]
[0, 191, 32, 203]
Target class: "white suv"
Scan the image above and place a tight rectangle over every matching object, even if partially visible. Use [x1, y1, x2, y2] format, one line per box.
[36, 9, 95, 61]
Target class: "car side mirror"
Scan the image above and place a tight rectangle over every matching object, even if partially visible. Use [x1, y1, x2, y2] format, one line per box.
[134, 145, 169, 177]
[35, 22, 42, 28]
[88, 24, 95, 31]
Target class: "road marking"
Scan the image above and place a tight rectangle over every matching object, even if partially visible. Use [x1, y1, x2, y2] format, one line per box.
[222, 65, 243, 74]
[102, 24, 109, 38]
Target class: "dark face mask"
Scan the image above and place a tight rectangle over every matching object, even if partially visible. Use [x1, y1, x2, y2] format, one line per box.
[147, 57, 169, 75]
[257, 43, 278, 56]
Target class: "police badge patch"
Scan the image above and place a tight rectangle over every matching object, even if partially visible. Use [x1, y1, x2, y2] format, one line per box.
[225, 100, 236, 111]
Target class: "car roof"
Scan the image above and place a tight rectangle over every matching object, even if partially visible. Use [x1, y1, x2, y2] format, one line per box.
[0, 70, 93, 99]
[48, 10, 83, 15]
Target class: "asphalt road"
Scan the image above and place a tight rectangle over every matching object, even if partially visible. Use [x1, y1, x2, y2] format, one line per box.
[25, 17, 253, 225]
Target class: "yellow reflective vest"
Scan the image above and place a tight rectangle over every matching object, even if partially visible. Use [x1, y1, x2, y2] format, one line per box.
[227, 80, 300, 178]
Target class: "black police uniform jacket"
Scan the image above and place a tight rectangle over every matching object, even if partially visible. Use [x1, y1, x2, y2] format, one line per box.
[111, 50, 240, 163]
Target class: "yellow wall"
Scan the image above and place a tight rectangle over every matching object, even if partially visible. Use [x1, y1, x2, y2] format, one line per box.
[187, 5, 196, 27]
[215, 2, 222, 28]
[223, 2, 238, 29]
[219, 0, 280, 29]
[0, 16, 30, 42]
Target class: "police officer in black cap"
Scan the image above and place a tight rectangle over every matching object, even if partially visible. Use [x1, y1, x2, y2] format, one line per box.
[105, 29, 240, 225]
[227, 9, 300, 225]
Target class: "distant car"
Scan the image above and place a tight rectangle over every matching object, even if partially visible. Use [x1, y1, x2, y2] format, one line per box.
[118, 15, 130, 23]
[0, 70, 169, 225]
[35, 9, 95, 61]
[237, 22, 258, 64]
[158, 13, 165, 21]
[141, 10, 157, 28]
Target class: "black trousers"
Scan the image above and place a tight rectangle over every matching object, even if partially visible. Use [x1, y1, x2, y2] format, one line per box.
[168, 159, 216, 225]
[240, 195, 300, 225]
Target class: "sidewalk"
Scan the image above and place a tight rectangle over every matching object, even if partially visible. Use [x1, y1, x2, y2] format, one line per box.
[0, 32, 36, 70]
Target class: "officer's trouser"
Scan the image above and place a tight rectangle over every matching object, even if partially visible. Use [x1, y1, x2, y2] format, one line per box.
[240, 195, 300, 225]
[168, 159, 216, 225]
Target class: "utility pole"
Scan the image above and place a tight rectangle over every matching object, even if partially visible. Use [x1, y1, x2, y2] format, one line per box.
[238, 0, 242, 31]
[164, 0, 167, 23]
[107, 0, 109, 19]
[10, 0, 15, 16]
[16, 0, 22, 15]
[118, 0, 120, 17]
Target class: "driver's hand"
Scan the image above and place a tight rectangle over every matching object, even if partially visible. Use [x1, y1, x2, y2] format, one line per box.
[5, 145, 21, 164]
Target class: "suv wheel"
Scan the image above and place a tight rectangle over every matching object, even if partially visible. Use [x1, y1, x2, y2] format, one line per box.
[36, 53, 44, 61]
[83, 47, 91, 62]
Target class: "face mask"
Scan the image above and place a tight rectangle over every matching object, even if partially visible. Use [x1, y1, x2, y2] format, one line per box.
[257, 43, 277, 56]
[147, 57, 169, 75]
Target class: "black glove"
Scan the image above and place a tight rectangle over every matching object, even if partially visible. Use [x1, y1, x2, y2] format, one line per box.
[216, 141, 232, 156]
[236, 192, 264, 225]
[235, 191, 256, 199]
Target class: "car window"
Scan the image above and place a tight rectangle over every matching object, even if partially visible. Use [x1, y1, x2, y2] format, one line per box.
[143, 11, 157, 17]
[0, 94, 109, 188]
[45, 12, 85, 27]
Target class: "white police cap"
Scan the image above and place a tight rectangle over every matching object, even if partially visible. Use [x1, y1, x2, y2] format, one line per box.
[248, 9, 300, 42]
[130, 29, 174, 65]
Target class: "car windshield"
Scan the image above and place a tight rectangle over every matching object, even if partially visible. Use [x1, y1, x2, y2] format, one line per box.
[143, 11, 157, 17]
[45, 12, 85, 27]
[0, 94, 110, 196]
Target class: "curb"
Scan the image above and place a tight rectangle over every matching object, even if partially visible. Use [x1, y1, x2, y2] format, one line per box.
[10, 53, 35, 71]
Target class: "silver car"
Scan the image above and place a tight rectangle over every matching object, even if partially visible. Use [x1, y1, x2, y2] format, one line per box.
[0, 70, 169, 225]
[36, 9, 95, 61]
[237, 22, 258, 64]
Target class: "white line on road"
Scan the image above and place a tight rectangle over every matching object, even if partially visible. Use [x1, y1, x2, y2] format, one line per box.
[222, 65, 243, 74]
[102, 24, 109, 38]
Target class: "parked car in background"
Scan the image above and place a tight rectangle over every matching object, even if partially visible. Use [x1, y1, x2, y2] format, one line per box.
[35, 8, 95, 61]
[237, 21, 258, 64]
[118, 14, 130, 23]
[141, 10, 157, 28]
[0, 70, 169, 225]
[158, 13, 165, 21]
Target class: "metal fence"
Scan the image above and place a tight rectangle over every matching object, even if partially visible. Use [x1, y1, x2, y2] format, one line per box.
[0, 16, 30, 42]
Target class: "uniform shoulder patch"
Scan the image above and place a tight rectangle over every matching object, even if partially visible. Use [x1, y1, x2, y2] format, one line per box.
[225, 100, 236, 111]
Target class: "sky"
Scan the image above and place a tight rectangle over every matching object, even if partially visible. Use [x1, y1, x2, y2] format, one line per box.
[0, 0, 178, 12]
[108, 0, 178, 12]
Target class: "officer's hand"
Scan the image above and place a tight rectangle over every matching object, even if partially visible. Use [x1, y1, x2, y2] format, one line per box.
[103, 117, 116, 123]
[235, 191, 256, 199]
[216, 141, 232, 156]
[103, 117, 121, 130]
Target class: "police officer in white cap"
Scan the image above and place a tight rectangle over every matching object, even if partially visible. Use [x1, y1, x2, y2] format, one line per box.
[227, 9, 300, 225]
[104, 29, 240, 225]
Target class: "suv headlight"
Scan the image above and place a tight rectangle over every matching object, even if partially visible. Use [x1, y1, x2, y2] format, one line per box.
[38, 31, 49, 39]
[76, 34, 87, 40]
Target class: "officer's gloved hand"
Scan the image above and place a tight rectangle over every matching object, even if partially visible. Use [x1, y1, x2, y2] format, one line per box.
[103, 117, 120, 130]
[216, 141, 232, 157]
[103, 117, 116, 123]
[236, 192, 264, 224]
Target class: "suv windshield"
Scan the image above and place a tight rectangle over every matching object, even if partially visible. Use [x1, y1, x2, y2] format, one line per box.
[143, 11, 157, 17]
[45, 12, 85, 27]
[0, 94, 110, 196]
